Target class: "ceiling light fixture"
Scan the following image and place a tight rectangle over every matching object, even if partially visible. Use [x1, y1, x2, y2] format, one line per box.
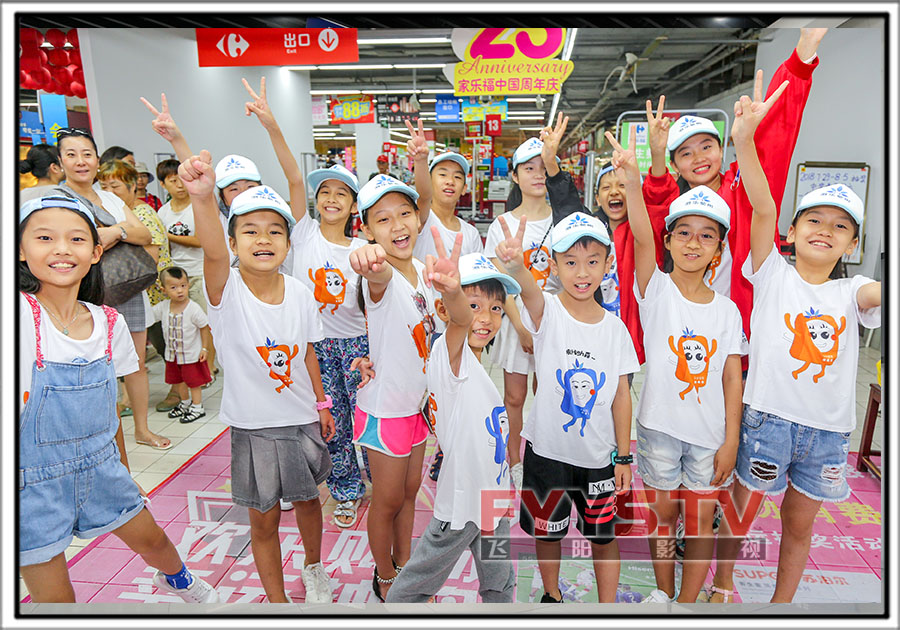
[322, 64, 394, 71]
[393, 63, 447, 69]
[357, 37, 451, 45]
[548, 27, 578, 124]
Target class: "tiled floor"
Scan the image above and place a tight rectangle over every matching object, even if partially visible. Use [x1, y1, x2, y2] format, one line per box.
[20, 331, 883, 604]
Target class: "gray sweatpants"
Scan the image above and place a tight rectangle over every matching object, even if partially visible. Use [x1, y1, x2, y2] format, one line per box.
[385, 517, 515, 603]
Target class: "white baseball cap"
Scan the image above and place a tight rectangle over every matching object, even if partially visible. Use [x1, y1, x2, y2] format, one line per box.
[665, 185, 730, 234]
[794, 184, 864, 226]
[550, 211, 611, 252]
[666, 115, 721, 152]
[459, 253, 521, 295]
[357, 174, 419, 218]
[20, 194, 96, 226]
[512, 137, 561, 169]
[307, 164, 359, 196]
[228, 185, 295, 229]
[215, 154, 262, 189]
[429, 152, 470, 176]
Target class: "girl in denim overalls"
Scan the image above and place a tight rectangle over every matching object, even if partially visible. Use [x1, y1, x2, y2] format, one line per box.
[18, 194, 218, 603]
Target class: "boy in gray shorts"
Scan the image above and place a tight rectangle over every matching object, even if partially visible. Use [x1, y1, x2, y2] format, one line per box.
[385, 235, 519, 603]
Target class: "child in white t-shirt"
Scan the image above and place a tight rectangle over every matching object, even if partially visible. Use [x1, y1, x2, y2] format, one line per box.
[494, 210, 638, 603]
[483, 130, 565, 492]
[242, 77, 371, 525]
[607, 126, 744, 604]
[152, 266, 212, 423]
[349, 174, 437, 601]
[18, 193, 217, 603]
[707, 81, 881, 604]
[178, 151, 337, 604]
[386, 241, 519, 603]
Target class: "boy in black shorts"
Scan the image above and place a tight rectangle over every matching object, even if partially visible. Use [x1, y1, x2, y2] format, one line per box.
[494, 211, 638, 603]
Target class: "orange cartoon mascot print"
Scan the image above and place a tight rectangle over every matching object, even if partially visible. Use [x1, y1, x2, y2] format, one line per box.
[426, 392, 438, 434]
[668, 327, 717, 403]
[408, 290, 436, 374]
[308, 261, 347, 314]
[256, 337, 300, 393]
[524, 241, 551, 289]
[784, 307, 846, 383]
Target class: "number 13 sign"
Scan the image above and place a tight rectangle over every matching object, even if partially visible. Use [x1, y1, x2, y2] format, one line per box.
[485, 114, 502, 137]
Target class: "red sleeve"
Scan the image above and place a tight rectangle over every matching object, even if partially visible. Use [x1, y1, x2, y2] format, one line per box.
[728, 49, 818, 351]
[642, 171, 679, 206]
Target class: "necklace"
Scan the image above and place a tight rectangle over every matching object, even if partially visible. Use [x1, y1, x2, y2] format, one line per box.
[37, 299, 81, 335]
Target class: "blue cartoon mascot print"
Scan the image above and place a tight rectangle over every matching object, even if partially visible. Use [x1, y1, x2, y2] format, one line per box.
[556, 360, 605, 437]
[485, 406, 509, 485]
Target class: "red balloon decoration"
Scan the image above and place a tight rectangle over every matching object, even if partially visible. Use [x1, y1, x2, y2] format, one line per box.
[47, 48, 69, 67]
[39, 49, 48, 65]
[72, 82, 86, 99]
[45, 28, 66, 48]
[19, 28, 41, 46]
[20, 51, 40, 72]
[73, 68, 84, 83]
[66, 29, 79, 49]
[48, 78, 63, 94]
[68, 48, 82, 67]
[38, 66, 52, 86]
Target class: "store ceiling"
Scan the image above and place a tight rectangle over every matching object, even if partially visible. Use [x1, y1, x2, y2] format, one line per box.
[18, 14, 785, 149]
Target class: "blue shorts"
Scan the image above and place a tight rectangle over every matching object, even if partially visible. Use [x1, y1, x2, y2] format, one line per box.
[19, 443, 145, 566]
[636, 422, 727, 492]
[735, 406, 851, 502]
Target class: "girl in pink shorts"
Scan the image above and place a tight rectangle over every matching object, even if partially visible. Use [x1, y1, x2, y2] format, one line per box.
[350, 174, 437, 601]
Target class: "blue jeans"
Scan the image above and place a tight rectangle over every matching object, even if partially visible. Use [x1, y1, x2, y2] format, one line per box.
[735, 406, 852, 502]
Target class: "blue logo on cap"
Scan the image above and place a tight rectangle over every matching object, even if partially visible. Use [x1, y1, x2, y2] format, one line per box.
[689, 190, 715, 209]
[253, 187, 279, 202]
[823, 185, 851, 202]
[225, 157, 243, 171]
[372, 175, 393, 190]
[471, 255, 495, 271]
[679, 116, 702, 130]
[566, 215, 591, 229]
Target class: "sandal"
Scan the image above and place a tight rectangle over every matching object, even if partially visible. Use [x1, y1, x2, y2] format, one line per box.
[699, 584, 734, 603]
[372, 567, 397, 602]
[428, 450, 444, 482]
[135, 435, 174, 450]
[333, 498, 361, 528]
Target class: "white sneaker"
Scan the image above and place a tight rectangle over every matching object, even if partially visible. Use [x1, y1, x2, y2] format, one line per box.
[641, 588, 676, 604]
[280, 498, 293, 511]
[301, 562, 333, 604]
[511, 462, 524, 491]
[153, 570, 220, 603]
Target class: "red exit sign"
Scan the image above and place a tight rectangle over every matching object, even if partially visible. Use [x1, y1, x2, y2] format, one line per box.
[196, 28, 358, 67]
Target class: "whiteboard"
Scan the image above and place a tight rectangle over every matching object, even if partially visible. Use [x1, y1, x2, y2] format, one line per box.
[792, 162, 870, 264]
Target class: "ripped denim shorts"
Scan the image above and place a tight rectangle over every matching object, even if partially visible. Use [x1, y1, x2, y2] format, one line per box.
[735, 406, 852, 502]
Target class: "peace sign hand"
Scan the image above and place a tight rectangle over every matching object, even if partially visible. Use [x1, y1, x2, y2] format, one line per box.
[539, 111, 569, 166]
[604, 125, 640, 185]
[645, 95, 670, 156]
[731, 70, 789, 143]
[405, 117, 429, 162]
[242, 77, 277, 131]
[495, 214, 527, 271]
[425, 228, 463, 295]
[140, 93, 181, 143]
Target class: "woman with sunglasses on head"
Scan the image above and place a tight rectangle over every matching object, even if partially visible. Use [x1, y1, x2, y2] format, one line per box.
[56, 127, 171, 450]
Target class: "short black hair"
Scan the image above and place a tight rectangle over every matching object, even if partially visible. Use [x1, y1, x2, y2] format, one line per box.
[99, 145, 133, 165]
[462, 278, 507, 304]
[18, 209, 104, 304]
[19, 144, 60, 179]
[551, 235, 610, 260]
[159, 266, 187, 283]
[156, 159, 181, 183]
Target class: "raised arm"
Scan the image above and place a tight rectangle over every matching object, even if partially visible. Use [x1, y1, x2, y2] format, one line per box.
[424, 228, 469, 375]
[349, 243, 393, 304]
[606, 126, 655, 297]
[495, 214, 544, 329]
[731, 70, 789, 273]
[540, 112, 568, 179]
[140, 93, 193, 162]
[405, 118, 432, 225]
[178, 150, 230, 306]
[645, 95, 671, 178]
[242, 77, 306, 223]
[541, 113, 590, 224]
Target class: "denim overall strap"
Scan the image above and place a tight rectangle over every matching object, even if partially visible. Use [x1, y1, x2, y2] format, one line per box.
[19, 295, 121, 485]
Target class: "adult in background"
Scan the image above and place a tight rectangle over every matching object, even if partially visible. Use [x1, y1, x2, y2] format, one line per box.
[56, 128, 171, 450]
[98, 159, 174, 449]
[135, 161, 163, 211]
[368, 154, 389, 181]
[19, 144, 65, 188]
